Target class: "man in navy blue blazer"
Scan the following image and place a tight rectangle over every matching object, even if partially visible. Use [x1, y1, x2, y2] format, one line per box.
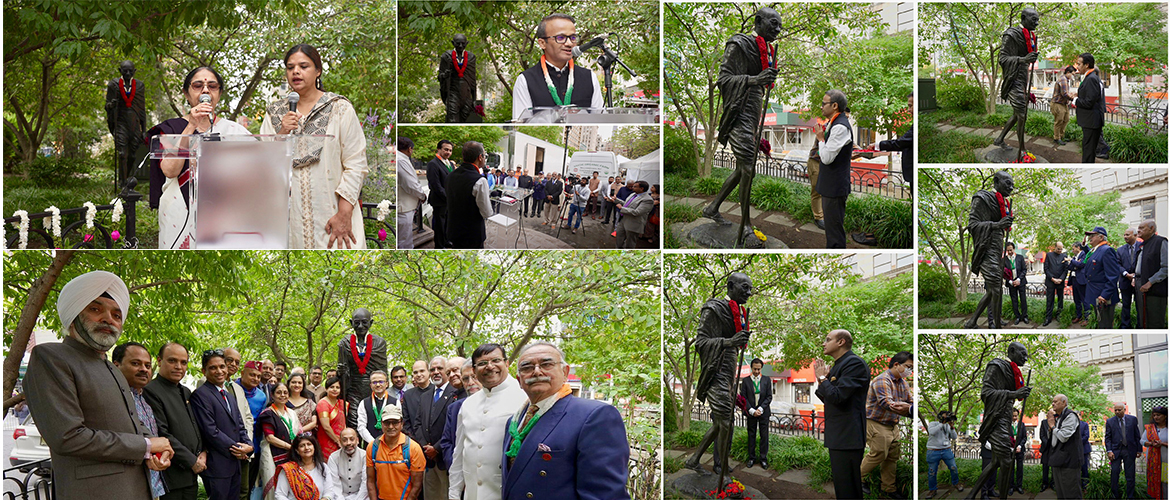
[190, 350, 253, 500]
[501, 342, 629, 500]
[1117, 228, 1140, 328]
[438, 359, 480, 470]
[1081, 226, 1121, 328]
[1105, 402, 1144, 499]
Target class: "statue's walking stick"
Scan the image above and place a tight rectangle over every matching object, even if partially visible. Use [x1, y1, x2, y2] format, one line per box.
[718, 306, 749, 494]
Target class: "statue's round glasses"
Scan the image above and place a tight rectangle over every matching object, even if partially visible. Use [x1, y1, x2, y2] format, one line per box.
[541, 34, 578, 45]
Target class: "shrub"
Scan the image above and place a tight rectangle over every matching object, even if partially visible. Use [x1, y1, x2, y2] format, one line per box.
[954, 298, 978, 315]
[663, 201, 700, 224]
[22, 155, 99, 187]
[984, 112, 1009, 128]
[664, 125, 699, 179]
[1023, 111, 1054, 139]
[749, 176, 792, 213]
[673, 428, 704, 448]
[954, 113, 985, 128]
[664, 175, 693, 197]
[938, 75, 986, 112]
[844, 195, 912, 248]
[919, 122, 990, 163]
[918, 263, 956, 304]
[693, 176, 728, 196]
[1104, 124, 1169, 163]
[663, 388, 680, 434]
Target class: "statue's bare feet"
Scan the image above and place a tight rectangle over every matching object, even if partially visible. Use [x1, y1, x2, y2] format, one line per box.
[701, 205, 732, 226]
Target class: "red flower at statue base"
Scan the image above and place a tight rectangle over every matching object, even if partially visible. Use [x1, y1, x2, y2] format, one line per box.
[1011, 152, 1037, 164]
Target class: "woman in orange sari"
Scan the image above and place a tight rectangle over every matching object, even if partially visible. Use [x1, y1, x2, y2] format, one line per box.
[274, 435, 332, 500]
[1143, 406, 1167, 500]
[315, 376, 346, 459]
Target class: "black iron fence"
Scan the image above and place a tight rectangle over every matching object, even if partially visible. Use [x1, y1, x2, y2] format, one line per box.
[948, 439, 1146, 475]
[690, 403, 913, 462]
[998, 96, 1167, 133]
[3, 458, 52, 500]
[711, 150, 911, 200]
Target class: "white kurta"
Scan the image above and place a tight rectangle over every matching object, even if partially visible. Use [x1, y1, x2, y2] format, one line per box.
[449, 375, 528, 500]
[326, 447, 369, 500]
[158, 117, 251, 249]
[260, 96, 368, 249]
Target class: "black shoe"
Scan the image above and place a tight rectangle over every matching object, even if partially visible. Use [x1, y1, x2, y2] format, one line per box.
[1022, 317, 1029, 324]
[1042, 319, 1052, 326]
[745, 458, 755, 468]
[1055, 139, 1067, 145]
[862, 484, 871, 495]
[815, 219, 826, 230]
[759, 459, 768, 469]
[1039, 484, 1048, 492]
[1014, 318, 1022, 325]
[888, 491, 906, 500]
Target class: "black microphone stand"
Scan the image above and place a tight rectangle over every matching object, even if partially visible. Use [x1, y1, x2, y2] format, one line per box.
[596, 39, 637, 108]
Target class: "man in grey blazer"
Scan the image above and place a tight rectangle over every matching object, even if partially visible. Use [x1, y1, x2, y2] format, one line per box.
[23, 271, 174, 500]
[616, 180, 654, 249]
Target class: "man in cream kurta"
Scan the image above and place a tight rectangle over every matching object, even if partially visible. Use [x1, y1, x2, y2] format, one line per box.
[449, 349, 527, 500]
[260, 93, 368, 249]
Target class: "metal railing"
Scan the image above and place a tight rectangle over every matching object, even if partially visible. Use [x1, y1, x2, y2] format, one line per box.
[710, 150, 911, 200]
[948, 439, 1146, 475]
[3, 458, 52, 500]
[998, 96, 1167, 133]
[3, 182, 143, 250]
[689, 403, 913, 461]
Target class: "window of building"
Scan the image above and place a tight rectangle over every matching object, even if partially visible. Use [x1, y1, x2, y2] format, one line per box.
[1135, 334, 1165, 349]
[1139, 350, 1168, 392]
[1130, 198, 1156, 223]
[1103, 372, 1124, 393]
[795, 383, 811, 404]
[1113, 342, 1123, 357]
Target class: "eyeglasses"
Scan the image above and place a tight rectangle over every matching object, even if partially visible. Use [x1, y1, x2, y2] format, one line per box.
[518, 360, 561, 375]
[541, 34, 578, 44]
[474, 357, 507, 369]
[371, 380, 387, 385]
[202, 348, 224, 357]
[190, 81, 220, 91]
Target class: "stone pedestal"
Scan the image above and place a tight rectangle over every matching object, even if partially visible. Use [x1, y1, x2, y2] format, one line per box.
[977, 145, 1049, 163]
[675, 220, 787, 249]
[667, 467, 752, 499]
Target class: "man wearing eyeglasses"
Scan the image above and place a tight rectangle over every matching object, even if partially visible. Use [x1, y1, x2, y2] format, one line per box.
[449, 344, 527, 500]
[511, 13, 604, 121]
[357, 370, 396, 447]
[446, 141, 494, 249]
[501, 342, 629, 500]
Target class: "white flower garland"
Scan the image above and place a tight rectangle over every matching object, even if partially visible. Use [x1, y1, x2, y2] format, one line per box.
[376, 199, 392, 222]
[83, 202, 96, 229]
[110, 198, 123, 223]
[44, 206, 61, 238]
[13, 210, 29, 249]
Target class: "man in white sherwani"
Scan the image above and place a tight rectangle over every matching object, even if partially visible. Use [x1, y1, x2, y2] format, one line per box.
[448, 343, 528, 500]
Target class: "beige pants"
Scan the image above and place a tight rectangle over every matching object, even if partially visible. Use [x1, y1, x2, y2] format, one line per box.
[859, 419, 901, 493]
[1052, 102, 1070, 141]
[808, 158, 824, 220]
[423, 466, 449, 500]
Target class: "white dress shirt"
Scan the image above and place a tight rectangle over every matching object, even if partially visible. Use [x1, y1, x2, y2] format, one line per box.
[449, 375, 528, 500]
[356, 394, 399, 445]
[511, 60, 605, 121]
[327, 446, 369, 500]
[398, 151, 425, 213]
[818, 121, 852, 164]
[472, 176, 493, 219]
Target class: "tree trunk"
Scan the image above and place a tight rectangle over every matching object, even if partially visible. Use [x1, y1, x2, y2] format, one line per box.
[987, 46, 999, 115]
[3, 250, 75, 413]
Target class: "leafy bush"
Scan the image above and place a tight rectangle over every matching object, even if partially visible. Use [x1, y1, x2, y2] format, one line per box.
[1104, 124, 1169, 163]
[664, 125, 699, 179]
[954, 298, 978, 315]
[918, 263, 956, 304]
[663, 455, 684, 474]
[664, 175, 693, 197]
[938, 75, 986, 112]
[663, 201, 701, 224]
[954, 113, 985, 128]
[663, 388, 680, 434]
[844, 195, 912, 248]
[918, 301, 954, 319]
[693, 176, 728, 196]
[21, 155, 100, 187]
[984, 112, 1009, 128]
[1024, 111, 1054, 139]
[673, 428, 705, 448]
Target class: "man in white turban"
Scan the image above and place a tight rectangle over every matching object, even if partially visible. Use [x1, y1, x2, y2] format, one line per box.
[23, 270, 174, 500]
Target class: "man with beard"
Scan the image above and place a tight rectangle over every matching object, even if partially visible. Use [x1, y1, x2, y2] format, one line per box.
[24, 271, 174, 500]
[700, 8, 782, 247]
[327, 428, 369, 500]
[684, 273, 753, 478]
[449, 345, 526, 500]
[964, 170, 1015, 329]
[426, 140, 457, 248]
[967, 342, 1033, 500]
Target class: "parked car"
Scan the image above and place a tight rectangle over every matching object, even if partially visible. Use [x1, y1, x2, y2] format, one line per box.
[9, 416, 50, 467]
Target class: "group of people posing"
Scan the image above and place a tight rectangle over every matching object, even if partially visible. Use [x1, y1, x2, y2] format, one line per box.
[21, 270, 632, 500]
[1022, 221, 1168, 329]
[397, 138, 659, 249]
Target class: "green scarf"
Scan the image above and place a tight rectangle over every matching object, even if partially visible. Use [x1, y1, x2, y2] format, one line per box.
[504, 409, 542, 459]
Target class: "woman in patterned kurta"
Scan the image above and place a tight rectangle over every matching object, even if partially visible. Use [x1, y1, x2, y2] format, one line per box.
[260, 44, 367, 249]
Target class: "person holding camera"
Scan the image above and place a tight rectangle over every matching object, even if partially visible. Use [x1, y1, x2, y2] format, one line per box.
[925, 411, 963, 498]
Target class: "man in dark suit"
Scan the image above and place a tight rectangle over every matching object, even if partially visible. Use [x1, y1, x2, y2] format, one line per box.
[1135, 219, 1168, 329]
[813, 330, 871, 500]
[23, 271, 174, 500]
[1118, 228, 1139, 328]
[1105, 403, 1144, 499]
[1067, 242, 1090, 324]
[739, 358, 772, 469]
[1072, 52, 1105, 163]
[190, 350, 253, 500]
[144, 342, 206, 500]
[501, 342, 629, 500]
[426, 140, 456, 249]
[404, 356, 455, 500]
[1003, 242, 1030, 325]
[1043, 242, 1069, 326]
[1038, 409, 1054, 492]
[1082, 226, 1122, 328]
[877, 92, 914, 187]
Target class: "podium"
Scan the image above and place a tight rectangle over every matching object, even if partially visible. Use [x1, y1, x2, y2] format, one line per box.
[515, 107, 658, 124]
[150, 134, 330, 249]
[489, 186, 533, 248]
